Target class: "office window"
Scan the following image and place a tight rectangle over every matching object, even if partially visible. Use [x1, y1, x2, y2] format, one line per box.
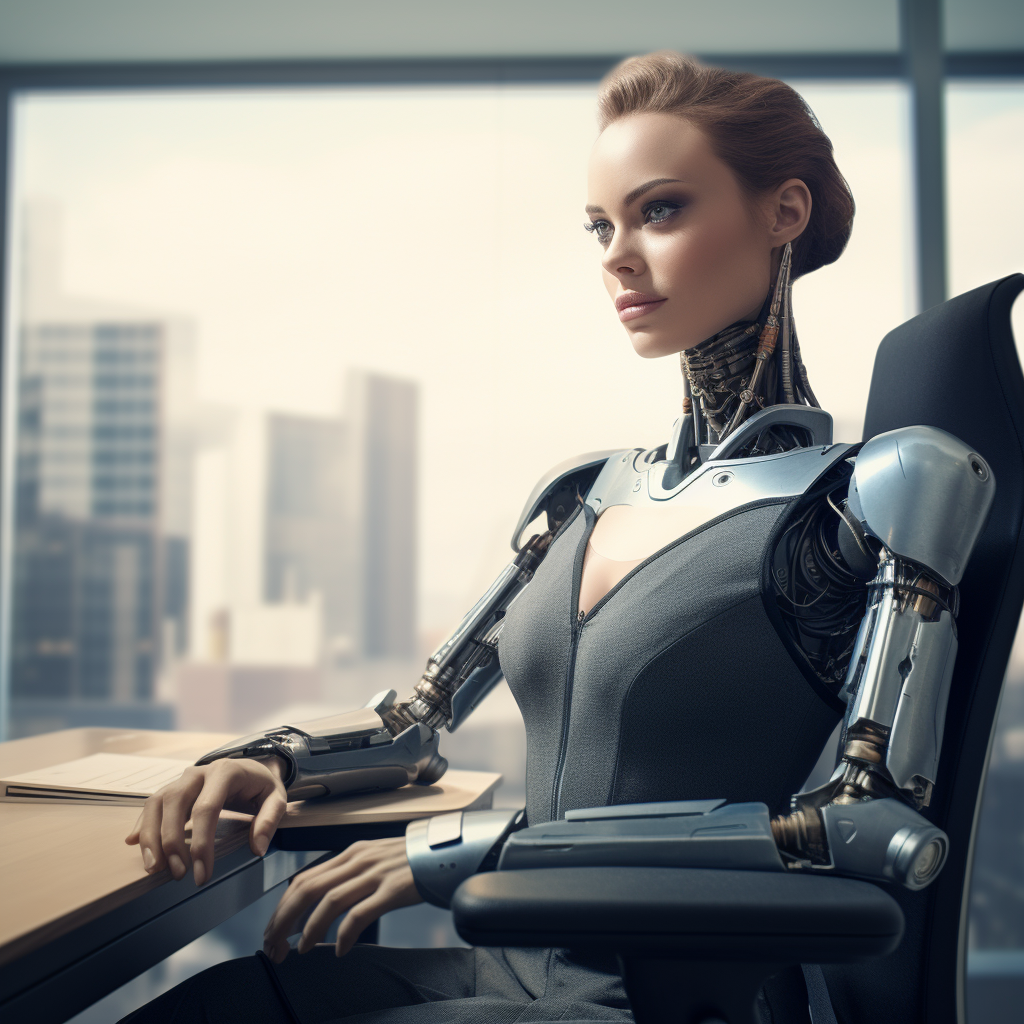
[3, 83, 912, 818]
[947, 79, 1024, 1022]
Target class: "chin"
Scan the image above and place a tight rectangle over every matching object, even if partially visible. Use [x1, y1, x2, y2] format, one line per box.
[627, 328, 693, 360]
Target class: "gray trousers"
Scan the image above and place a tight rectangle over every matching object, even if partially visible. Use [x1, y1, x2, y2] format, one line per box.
[118, 945, 633, 1024]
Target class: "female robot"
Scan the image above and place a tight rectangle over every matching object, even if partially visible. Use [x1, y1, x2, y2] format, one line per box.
[121, 51, 993, 1023]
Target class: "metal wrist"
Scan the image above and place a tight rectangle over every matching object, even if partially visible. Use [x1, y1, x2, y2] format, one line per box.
[406, 808, 524, 908]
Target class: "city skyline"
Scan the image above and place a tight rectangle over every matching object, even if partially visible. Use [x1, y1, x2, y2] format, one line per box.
[8, 200, 422, 739]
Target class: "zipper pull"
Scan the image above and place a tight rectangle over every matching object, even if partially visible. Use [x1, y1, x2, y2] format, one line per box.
[576, 609, 585, 633]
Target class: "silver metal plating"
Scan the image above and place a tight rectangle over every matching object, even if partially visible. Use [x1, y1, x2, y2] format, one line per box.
[847, 425, 995, 586]
[406, 807, 524, 908]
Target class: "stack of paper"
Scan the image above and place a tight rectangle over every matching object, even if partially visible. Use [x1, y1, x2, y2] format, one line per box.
[1, 752, 190, 805]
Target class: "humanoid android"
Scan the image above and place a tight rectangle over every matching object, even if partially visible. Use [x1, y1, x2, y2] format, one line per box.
[122, 52, 993, 1024]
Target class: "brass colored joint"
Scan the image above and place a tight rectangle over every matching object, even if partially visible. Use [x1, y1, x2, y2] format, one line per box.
[770, 807, 829, 865]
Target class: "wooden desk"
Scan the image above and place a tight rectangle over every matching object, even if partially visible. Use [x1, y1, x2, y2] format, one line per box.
[0, 727, 501, 1024]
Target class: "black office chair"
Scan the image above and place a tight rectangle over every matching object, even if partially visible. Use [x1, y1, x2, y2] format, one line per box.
[451, 273, 1024, 1024]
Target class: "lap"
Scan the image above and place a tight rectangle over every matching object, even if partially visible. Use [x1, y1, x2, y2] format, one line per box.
[117, 944, 631, 1024]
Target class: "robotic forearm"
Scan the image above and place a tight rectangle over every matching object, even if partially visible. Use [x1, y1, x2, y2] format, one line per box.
[382, 531, 553, 734]
[194, 531, 554, 800]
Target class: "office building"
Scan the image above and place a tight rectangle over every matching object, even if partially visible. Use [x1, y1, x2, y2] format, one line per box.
[190, 369, 418, 669]
[9, 203, 195, 734]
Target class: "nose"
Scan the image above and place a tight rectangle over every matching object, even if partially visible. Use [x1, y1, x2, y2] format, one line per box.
[601, 229, 646, 280]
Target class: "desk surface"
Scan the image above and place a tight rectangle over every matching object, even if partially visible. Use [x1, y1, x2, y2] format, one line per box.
[0, 727, 500, 973]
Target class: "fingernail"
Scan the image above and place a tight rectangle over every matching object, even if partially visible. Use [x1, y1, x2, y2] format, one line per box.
[142, 848, 156, 871]
[254, 835, 269, 857]
[193, 861, 206, 887]
[168, 854, 185, 879]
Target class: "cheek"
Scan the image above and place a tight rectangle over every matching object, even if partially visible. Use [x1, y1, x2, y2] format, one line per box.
[663, 212, 757, 285]
[651, 208, 770, 341]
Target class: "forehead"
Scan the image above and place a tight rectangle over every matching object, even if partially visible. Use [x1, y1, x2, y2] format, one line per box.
[587, 111, 728, 198]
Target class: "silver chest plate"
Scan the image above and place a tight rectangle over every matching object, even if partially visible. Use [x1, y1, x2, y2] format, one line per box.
[586, 443, 856, 521]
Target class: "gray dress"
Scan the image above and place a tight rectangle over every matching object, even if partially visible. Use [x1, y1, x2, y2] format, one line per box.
[122, 468, 845, 1024]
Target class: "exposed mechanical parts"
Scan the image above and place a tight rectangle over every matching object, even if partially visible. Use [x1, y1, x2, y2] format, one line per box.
[768, 426, 995, 888]
[382, 530, 554, 736]
[193, 454, 609, 801]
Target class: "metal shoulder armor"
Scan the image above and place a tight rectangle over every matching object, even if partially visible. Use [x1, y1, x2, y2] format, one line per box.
[509, 450, 617, 551]
[846, 424, 994, 587]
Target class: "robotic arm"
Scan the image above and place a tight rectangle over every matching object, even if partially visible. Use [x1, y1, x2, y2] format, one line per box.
[194, 531, 550, 799]
[194, 453, 612, 801]
[769, 425, 994, 887]
[405, 426, 995, 905]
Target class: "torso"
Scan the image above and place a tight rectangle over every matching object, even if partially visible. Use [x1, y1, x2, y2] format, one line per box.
[498, 441, 858, 826]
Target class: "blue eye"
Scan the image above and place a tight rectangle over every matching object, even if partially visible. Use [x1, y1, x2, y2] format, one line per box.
[644, 201, 681, 224]
[584, 220, 613, 244]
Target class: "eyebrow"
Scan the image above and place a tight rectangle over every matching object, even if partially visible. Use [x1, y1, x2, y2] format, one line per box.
[585, 177, 686, 215]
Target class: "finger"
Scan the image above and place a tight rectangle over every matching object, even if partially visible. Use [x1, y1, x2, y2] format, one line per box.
[188, 769, 238, 887]
[334, 874, 421, 957]
[297, 875, 379, 954]
[158, 771, 205, 880]
[263, 853, 368, 943]
[136, 794, 166, 873]
[125, 810, 144, 845]
[333, 891, 392, 957]
[250, 783, 287, 857]
[264, 865, 362, 961]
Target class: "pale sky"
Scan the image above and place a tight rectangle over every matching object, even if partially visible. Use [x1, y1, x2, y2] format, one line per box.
[8, 80, 1022, 634]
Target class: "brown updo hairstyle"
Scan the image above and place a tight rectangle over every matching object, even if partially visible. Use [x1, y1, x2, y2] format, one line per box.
[597, 51, 855, 279]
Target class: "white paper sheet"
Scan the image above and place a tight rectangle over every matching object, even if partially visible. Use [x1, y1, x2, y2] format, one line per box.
[1, 752, 190, 803]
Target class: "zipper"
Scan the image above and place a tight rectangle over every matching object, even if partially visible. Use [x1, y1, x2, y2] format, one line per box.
[551, 606, 586, 821]
[549, 503, 594, 821]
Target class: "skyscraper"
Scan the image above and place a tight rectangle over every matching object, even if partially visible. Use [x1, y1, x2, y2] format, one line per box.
[346, 370, 418, 659]
[190, 370, 418, 669]
[8, 203, 195, 733]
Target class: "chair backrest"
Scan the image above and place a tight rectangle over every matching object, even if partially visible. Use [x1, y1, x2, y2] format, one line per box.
[823, 274, 1024, 1024]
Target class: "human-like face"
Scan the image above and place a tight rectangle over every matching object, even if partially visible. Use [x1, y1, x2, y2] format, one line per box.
[586, 112, 779, 358]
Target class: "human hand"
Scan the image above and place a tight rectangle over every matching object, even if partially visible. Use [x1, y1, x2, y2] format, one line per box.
[262, 837, 421, 961]
[124, 757, 288, 887]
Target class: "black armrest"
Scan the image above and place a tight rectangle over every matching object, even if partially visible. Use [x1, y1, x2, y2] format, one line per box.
[454, 867, 904, 1023]
[452, 866, 903, 963]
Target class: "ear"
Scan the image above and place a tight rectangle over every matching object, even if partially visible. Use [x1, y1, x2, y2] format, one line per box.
[768, 178, 812, 246]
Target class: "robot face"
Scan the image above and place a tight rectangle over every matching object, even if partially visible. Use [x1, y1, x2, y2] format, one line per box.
[585, 111, 777, 359]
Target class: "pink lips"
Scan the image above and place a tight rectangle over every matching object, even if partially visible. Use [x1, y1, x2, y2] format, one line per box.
[615, 292, 667, 322]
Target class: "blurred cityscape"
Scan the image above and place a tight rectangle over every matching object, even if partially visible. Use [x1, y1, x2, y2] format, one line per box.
[7, 199, 528, 799]
[10, 203, 419, 739]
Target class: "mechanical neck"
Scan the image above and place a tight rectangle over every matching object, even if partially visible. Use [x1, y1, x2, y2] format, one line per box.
[678, 242, 819, 457]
